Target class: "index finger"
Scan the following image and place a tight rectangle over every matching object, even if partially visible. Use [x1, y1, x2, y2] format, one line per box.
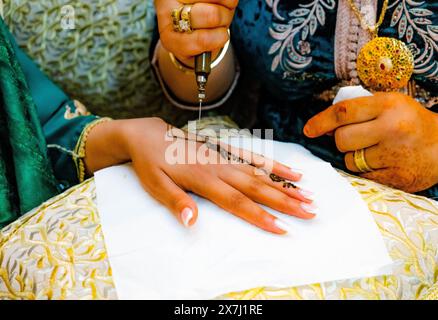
[303, 95, 384, 138]
[178, 0, 239, 10]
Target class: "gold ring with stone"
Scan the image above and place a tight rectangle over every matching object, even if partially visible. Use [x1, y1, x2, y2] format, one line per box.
[171, 6, 184, 32]
[179, 4, 194, 33]
[353, 149, 373, 173]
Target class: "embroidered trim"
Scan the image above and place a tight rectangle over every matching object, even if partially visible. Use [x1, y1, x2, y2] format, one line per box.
[47, 144, 81, 159]
[388, 0, 438, 80]
[334, 0, 377, 82]
[73, 117, 112, 183]
[267, 0, 336, 74]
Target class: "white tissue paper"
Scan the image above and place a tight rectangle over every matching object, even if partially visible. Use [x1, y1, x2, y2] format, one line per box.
[95, 132, 393, 300]
[333, 85, 373, 104]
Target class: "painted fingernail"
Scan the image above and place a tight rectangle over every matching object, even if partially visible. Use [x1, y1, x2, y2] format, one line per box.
[301, 203, 318, 214]
[291, 168, 304, 177]
[299, 188, 314, 199]
[274, 219, 293, 234]
[181, 208, 194, 227]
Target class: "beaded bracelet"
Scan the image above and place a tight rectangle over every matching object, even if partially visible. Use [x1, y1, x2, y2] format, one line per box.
[73, 117, 113, 182]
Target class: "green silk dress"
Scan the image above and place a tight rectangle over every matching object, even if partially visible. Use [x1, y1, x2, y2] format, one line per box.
[0, 18, 98, 228]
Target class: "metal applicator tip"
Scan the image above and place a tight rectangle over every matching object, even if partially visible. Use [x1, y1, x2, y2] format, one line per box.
[195, 52, 211, 120]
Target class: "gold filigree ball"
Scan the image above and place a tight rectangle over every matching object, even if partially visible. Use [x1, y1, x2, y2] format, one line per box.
[357, 37, 414, 91]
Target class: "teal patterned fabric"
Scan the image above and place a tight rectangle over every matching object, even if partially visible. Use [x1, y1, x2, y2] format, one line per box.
[3, 0, 163, 119]
[3, 0, 216, 126]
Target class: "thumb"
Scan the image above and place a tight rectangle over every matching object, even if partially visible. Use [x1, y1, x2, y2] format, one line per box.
[135, 166, 199, 227]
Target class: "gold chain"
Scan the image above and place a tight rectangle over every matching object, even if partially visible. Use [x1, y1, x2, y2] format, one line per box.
[346, 0, 389, 37]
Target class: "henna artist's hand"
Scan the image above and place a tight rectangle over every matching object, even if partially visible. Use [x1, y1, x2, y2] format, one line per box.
[304, 92, 438, 193]
[85, 118, 316, 235]
[154, 0, 238, 66]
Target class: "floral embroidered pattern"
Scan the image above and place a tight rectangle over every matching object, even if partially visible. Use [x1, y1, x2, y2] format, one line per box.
[2, 173, 438, 300]
[266, 0, 336, 74]
[388, 0, 438, 80]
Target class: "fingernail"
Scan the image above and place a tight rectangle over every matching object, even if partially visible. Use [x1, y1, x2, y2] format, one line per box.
[274, 218, 293, 234]
[303, 126, 310, 136]
[301, 203, 318, 214]
[298, 188, 314, 199]
[181, 208, 194, 227]
[290, 169, 303, 179]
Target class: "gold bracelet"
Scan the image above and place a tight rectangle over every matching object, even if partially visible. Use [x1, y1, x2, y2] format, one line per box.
[73, 117, 112, 182]
[168, 29, 231, 74]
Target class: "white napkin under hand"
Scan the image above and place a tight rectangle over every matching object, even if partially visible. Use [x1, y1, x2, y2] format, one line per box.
[333, 85, 373, 104]
[95, 137, 392, 300]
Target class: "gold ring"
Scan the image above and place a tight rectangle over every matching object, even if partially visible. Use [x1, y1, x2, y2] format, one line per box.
[353, 149, 373, 173]
[171, 6, 184, 32]
[180, 4, 194, 33]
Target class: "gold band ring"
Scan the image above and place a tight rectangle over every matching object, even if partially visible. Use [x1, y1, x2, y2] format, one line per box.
[353, 149, 373, 173]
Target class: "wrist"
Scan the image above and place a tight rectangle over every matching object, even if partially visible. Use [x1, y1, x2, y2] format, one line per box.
[159, 43, 195, 69]
[160, 43, 222, 71]
[114, 117, 166, 161]
[156, 40, 236, 105]
[159, 28, 231, 73]
[84, 119, 132, 174]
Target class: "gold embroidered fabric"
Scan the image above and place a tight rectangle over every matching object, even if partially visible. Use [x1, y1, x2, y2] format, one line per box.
[0, 181, 116, 300]
[423, 282, 438, 300]
[1, 172, 437, 300]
